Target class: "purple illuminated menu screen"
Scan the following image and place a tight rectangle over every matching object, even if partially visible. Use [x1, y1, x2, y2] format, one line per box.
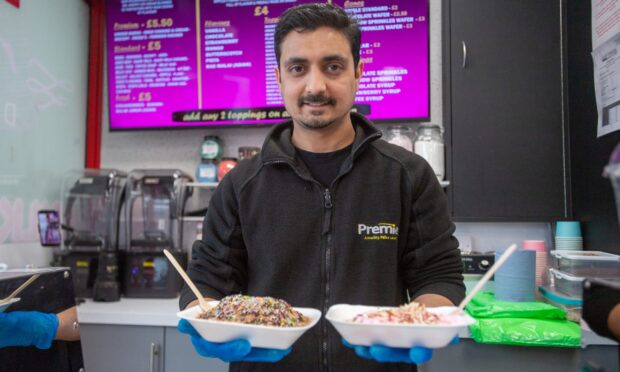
[106, 0, 429, 130]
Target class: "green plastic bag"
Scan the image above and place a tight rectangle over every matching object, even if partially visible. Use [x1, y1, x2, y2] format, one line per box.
[465, 292, 580, 347]
[469, 318, 581, 347]
[466, 292, 566, 320]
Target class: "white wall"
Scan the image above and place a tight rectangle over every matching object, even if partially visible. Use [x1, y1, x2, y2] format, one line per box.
[455, 222, 554, 253]
[0, 0, 90, 268]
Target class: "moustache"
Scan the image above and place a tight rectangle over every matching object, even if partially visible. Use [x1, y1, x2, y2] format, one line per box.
[298, 94, 336, 107]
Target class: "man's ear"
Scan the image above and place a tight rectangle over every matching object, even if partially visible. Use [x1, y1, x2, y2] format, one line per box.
[274, 66, 281, 85]
[355, 60, 364, 80]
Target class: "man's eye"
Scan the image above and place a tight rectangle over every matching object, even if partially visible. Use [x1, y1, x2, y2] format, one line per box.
[327, 64, 343, 72]
[289, 65, 304, 74]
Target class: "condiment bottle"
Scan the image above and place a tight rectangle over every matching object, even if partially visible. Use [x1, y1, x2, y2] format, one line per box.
[384, 125, 414, 152]
[200, 136, 222, 160]
[217, 157, 238, 181]
[414, 124, 445, 181]
[195, 160, 218, 183]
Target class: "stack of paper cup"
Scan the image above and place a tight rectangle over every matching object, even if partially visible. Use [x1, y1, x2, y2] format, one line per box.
[495, 248, 536, 302]
[522, 240, 547, 287]
[554, 221, 583, 250]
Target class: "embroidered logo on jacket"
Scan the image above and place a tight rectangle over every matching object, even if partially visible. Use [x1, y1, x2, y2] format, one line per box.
[357, 222, 399, 241]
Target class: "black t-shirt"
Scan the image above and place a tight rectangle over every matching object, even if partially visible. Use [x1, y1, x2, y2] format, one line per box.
[296, 144, 353, 188]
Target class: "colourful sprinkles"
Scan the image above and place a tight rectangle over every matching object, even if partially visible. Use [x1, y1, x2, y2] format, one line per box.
[198, 294, 310, 327]
[352, 302, 441, 325]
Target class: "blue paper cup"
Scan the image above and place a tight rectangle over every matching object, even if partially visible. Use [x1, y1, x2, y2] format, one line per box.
[494, 249, 536, 302]
[555, 221, 582, 238]
[495, 276, 536, 302]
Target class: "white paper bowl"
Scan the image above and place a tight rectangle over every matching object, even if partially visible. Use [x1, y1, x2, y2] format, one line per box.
[177, 301, 321, 350]
[326, 304, 475, 349]
[0, 298, 20, 313]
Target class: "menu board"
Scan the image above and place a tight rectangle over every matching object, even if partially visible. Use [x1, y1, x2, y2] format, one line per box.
[107, 0, 429, 130]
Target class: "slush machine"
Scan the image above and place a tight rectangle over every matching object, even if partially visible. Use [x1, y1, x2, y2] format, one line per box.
[122, 169, 191, 298]
[58, 169, 126, 300]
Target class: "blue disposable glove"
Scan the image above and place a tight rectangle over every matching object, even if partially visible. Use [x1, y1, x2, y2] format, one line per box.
[178, 319, 291, 362]
[0, 311, 59, 349]
[343, 337, 459, 365]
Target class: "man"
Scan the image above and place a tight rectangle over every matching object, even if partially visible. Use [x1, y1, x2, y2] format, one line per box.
[179, 3, 464, 371]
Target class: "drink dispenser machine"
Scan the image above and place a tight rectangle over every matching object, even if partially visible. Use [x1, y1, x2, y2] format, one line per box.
[122, 169, 191, 298]
[58, 169, 126, 301]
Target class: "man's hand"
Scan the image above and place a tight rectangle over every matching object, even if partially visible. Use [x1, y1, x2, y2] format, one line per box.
[178, 319, 291, 362]
[343, 337, 458, 365]
[0, 311, 59, 349]
[343, 295, 458, 364]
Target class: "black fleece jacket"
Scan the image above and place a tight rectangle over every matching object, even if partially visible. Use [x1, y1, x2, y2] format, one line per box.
[181, 112, 465, 372]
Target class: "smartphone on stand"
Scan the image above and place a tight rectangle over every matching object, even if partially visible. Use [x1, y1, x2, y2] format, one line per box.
[37, 210, 61, 247]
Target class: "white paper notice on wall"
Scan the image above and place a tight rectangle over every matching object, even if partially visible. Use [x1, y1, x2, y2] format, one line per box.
[593, 37, 620, 138]
[592, 0, 620, 137]
[592, 0, 620, 50]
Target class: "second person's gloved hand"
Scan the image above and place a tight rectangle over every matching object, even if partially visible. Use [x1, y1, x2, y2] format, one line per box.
[343, 336, 459, 365]
[178, 319, 291, 362]
[0, 311, 59, 349]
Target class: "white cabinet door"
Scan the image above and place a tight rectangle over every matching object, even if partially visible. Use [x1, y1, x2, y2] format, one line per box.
[164, 326, 228, 372]
[81, 324, 164, 372]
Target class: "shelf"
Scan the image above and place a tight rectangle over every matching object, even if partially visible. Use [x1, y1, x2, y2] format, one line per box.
[185, 182, 219, 188]
[179, 216, 204, 222]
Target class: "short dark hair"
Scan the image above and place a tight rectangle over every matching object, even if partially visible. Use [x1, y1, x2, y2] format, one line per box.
[274, 3, 361, 69]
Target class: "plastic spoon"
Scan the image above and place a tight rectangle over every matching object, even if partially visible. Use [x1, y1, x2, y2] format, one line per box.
[0, 274, 40, 305]
[455, 243, 518, 313]
[162, 249, 210, 312]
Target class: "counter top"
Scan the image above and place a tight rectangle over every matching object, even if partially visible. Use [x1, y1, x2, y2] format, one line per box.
[76, 298, 618, 346]
[77, 297, 181, 327]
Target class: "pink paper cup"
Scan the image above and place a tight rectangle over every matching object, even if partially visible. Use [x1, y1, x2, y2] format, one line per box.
[522, 240, 547, 253]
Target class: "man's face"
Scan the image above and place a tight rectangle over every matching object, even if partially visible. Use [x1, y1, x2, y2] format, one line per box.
[275, 26, 363, 130]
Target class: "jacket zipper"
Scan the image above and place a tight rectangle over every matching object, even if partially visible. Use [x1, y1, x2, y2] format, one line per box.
[264, 158, 362, 371]
[265, 159, 333, 369]
[322, 188, 333, 372]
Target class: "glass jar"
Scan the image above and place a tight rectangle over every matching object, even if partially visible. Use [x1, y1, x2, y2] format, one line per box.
[238, 146, 261, 161]
[200, 136, 222, 160]
[383, 125, 413, 152]
[414, 124, 445, 181]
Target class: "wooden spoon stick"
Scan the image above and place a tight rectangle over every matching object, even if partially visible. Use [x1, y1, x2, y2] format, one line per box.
[163, 249, 210, 311]
[456, 243, 518, 313]
[0, 274, 40, 304]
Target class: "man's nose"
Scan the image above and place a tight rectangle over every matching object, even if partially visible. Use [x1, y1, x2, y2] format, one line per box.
[305, 68, 327, 95]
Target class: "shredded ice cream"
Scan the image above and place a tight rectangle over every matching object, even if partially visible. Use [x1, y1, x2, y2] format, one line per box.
[198, 294, 309, 327]
[351, 302, 446, 325]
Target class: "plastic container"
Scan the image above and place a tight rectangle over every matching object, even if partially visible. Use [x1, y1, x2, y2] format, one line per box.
[550, 250, 620, 277]
[538, 286, 582, 322]
[178, 302, 321, 350]
[325, 304, 475, 349]
[548, 268, 584, 297]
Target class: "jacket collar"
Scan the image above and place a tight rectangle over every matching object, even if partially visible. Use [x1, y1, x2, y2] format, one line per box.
[260, 112, 382, 165]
